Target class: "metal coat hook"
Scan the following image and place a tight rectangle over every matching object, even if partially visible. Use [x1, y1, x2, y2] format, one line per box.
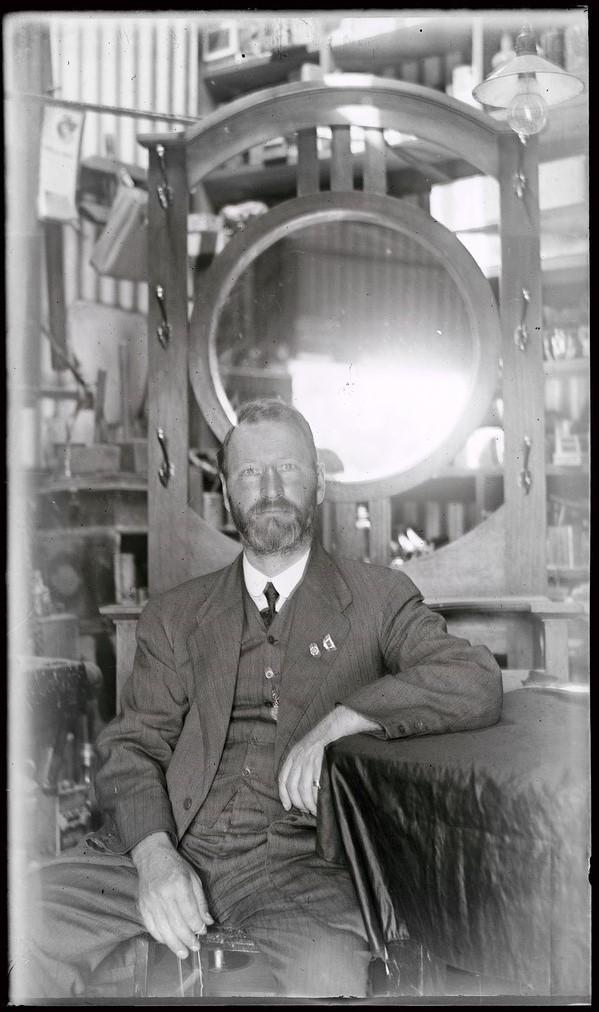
[514, 288, 531, 351]
[519, 435, 533, 495]
[155, 143, 172, 210]
[513, 134, 528, 199]
[154, 285, 171, 348]
[513, 168, 527, 200]
[156, 427, 175, 487]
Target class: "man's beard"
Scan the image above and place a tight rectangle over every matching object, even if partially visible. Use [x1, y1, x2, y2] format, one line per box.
[230, 492, 317, 556]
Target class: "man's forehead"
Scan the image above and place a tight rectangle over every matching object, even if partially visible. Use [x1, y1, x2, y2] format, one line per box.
[228, 418, 311, 459]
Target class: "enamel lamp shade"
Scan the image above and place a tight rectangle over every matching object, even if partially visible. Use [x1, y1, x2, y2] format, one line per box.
[473, 26, 584, 136]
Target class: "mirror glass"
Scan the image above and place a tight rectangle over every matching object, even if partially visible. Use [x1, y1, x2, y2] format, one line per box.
[216, 220, 478, 484]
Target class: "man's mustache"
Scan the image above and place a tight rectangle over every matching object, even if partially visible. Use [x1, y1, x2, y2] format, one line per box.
[249, 497, 299, 518]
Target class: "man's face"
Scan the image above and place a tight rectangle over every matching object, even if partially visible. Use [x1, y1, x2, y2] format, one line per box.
[222, 419, 325, 556]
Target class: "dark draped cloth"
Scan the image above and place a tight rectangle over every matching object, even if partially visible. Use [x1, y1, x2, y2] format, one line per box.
[317, 688, 590, 996]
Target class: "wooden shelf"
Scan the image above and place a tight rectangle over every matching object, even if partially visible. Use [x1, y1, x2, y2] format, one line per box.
[395, 462, 589, 485]
[432, 466, 503, 479]
[203, 45, 320, 102]
[204, 151, 471, 209]
[36, 473, 147, 494]
[36, 524, 147, 538]
[329, 18, 475, 69]
[546, 464, 589, 478]
[547, 565, 589, 581]
[17, 386, 83, 401]
[543, 358, 589, 376]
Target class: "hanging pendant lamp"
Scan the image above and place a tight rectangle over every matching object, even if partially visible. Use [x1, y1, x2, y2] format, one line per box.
[472, 26, 584, 138]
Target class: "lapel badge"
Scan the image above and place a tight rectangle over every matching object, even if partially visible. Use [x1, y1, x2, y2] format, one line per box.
[309, 642, 321, 657]
[323, 634, 336, 652]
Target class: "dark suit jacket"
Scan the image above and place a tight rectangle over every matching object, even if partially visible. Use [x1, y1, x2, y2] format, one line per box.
[94, 542, 502, 856]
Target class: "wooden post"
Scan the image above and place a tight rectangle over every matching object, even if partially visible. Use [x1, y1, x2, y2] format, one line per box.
[144, 135, 190, 594]
[297, 128, 320, 196]
[333, 503, 364, 560]
[43, 222, 68, 370]
[331, 126, 353, 191]
[498, 133, 547, 595]
[6, 19, 53, 404]
[368, 498, 392, 566]
[363, 129, 387, 195]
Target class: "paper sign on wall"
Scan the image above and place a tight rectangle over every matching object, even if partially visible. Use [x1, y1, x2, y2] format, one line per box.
[38, 106, 85, 222]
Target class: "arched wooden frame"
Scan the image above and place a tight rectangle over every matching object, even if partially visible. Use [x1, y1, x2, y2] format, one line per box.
[189, 191, 501, 502]
[183, 76, 503, 188]
[139, 76, 545, 597]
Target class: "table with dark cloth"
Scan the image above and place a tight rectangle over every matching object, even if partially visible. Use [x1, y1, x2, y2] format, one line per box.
[317, 688, 590, 996]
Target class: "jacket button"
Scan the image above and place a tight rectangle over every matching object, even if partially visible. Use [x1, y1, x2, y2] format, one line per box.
[397, 723, 407, 734]
[183, 797, 192, 810]
[414, 719, 425, 731]
[267, 634, 276, 645]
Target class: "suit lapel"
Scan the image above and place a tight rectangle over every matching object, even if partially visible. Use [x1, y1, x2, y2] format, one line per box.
[186, 556, 244, 767]
[275, 543, 352, 769]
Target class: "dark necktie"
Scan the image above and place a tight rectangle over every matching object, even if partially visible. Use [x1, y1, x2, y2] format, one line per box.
[260, 581, 279, 628]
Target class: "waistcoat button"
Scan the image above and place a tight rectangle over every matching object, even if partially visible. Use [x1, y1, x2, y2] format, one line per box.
[183, 797, 192, 810]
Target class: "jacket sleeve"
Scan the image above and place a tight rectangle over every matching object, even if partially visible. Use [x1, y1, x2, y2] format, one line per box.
[94, 597, 189, 853]
[341, 581, 503, 739]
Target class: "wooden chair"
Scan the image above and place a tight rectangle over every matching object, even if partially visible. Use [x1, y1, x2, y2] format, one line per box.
[85, 925, 263, 999]
[86, 924, 442, 999]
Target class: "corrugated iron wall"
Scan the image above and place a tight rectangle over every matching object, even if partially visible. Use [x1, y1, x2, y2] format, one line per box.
[48, 15, 202, 316]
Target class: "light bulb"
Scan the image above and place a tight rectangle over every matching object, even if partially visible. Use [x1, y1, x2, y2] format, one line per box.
[507, 90, 548, 138]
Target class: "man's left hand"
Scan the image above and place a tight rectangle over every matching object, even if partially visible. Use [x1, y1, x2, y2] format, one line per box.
[278, 705, 381, 816]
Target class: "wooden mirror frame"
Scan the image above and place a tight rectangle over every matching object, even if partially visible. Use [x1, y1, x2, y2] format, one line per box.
[189, 190, 501, 502]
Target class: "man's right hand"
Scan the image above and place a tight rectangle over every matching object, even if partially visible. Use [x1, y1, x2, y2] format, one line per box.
[131, 832, 214, 959]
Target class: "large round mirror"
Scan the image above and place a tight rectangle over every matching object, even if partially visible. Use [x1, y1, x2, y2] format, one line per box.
[190, 193, 501, 501]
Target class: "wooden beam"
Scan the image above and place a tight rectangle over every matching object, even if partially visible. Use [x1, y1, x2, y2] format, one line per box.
[368, 498, 392, 566]
[330, 125, 353, 191]
[43, 222, 68, 370]
[333, 503, 364, 560]
[7, 20, 53, 400]
[498, 133, 547, 595]
[181, 79, 503, 190]
[145, 136, 190, 594]
[297, 128, 320, 196]
[363, 129, 387, 195]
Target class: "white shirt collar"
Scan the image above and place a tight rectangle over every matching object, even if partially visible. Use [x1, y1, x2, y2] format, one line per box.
[243, 548, 310, 613]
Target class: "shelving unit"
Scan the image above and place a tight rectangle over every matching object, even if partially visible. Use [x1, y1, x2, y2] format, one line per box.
[203, 151, 471, 210]
[202, 44, 321, 103]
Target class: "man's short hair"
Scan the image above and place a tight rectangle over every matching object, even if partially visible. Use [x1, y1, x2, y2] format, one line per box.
[217, 399, 318, 478]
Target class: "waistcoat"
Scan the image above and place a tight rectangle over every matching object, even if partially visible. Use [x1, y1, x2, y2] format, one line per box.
[188, 586, 299, 830]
